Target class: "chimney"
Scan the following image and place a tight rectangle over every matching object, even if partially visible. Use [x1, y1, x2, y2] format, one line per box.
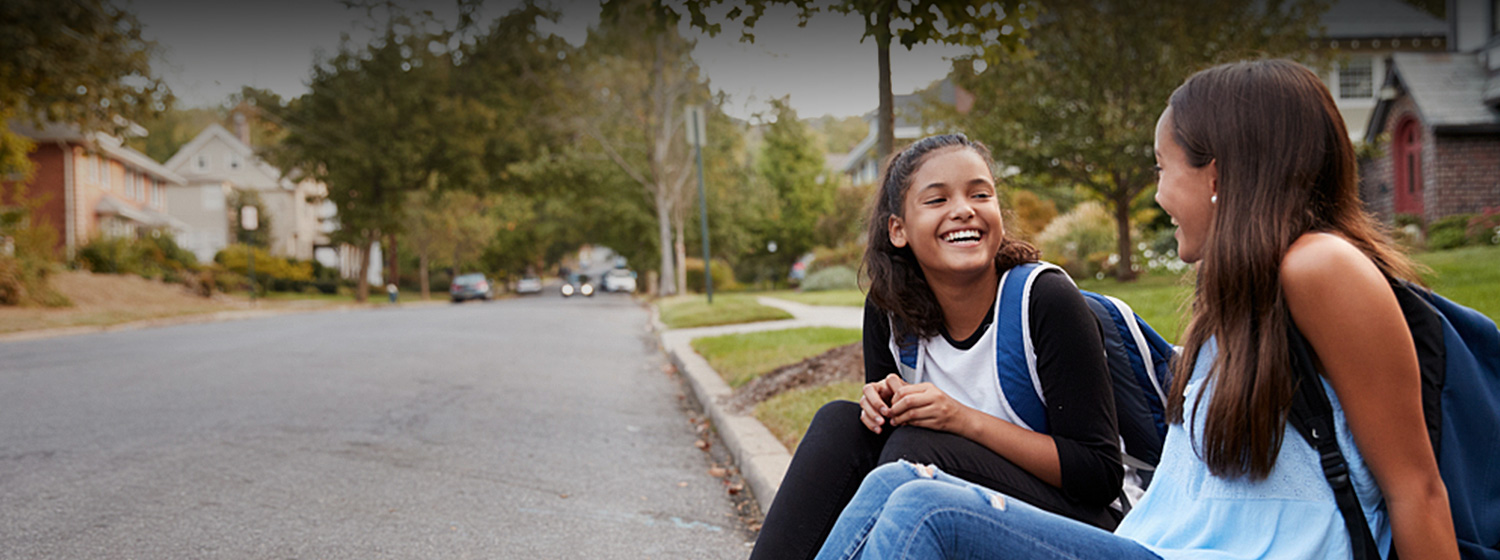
[233, 110, 251, 146]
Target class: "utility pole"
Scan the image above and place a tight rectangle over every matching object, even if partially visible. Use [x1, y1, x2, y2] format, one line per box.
[241, 205, 259, 304]
[686, 105, 712, 303]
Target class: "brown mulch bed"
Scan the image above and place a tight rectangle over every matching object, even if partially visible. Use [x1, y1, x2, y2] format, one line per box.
[724, 342, 864, 414]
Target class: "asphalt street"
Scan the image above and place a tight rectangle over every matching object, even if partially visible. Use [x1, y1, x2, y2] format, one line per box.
[0, 288, 753, 558]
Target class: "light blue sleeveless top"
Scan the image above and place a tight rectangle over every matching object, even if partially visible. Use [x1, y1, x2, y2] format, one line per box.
[1114, 338, 1391, 560]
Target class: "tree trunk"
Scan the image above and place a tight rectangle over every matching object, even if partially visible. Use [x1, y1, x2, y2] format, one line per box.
[386, 232, 399, 289]
[875, 6, 894, 169]
[419, 252, 430, 300]
[675, 219, 687, 295]
[1113, 194, 1137, 282]
[656, 192, 676, 296]
[355, 231, 375, 303]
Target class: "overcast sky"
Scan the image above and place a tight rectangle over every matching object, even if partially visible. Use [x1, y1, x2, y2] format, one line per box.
[126, 0, 973, 121]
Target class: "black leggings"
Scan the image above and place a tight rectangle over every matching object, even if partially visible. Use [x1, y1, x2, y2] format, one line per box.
[748, 400, 1121, 560]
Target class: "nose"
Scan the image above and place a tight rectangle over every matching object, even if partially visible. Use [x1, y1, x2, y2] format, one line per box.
[951, 199, 976, 220]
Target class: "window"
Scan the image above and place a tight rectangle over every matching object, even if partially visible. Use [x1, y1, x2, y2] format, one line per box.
[195, 154, 209, 171]
[1339, 56, 1374, 99]
[228, 153, 242, 171]
[202, 184, 224, 210]
[150, 179, 160, 207]
[99, 158, 110, 191]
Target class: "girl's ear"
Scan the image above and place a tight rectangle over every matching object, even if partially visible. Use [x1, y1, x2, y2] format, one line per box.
[888, 215, 908, 248]
[1208, 158, 1219, 197]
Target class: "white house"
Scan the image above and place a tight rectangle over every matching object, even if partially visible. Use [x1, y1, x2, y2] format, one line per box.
[163, 122, 330, 263]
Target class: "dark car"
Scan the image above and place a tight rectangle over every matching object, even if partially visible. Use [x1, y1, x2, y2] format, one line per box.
[450, 273, 494, 302]
[560, 272, 594, 297]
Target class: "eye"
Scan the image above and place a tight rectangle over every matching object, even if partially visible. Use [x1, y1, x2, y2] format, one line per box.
[1153, 164, 1163, 175]
[972, 191, 993, 200]
[924, 197, 947, 206]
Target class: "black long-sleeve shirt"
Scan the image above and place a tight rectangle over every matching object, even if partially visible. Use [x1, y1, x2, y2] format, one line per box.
[862, 269, 1123, 506]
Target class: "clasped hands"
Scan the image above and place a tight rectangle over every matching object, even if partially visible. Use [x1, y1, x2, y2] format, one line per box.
[859, 373, 970, 435]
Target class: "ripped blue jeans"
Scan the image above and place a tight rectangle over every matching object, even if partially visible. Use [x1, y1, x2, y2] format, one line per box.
[814, 461, 1162, 560]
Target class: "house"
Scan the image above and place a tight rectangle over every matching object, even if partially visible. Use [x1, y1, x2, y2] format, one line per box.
[840, 79, 975, 186]
[1358, 0, 1500, 223]
[163, 120, 329, 263]
[3, 121, 187, 259]
[1318, 0, 1450, 140]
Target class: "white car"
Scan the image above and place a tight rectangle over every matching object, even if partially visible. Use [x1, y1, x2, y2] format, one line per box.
[600, 269, 637, 293]
[515, 276, 543, 294]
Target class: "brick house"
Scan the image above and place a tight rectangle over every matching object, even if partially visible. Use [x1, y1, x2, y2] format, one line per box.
[3, 122, 187, 259]
[1360, 0, 1500, 223]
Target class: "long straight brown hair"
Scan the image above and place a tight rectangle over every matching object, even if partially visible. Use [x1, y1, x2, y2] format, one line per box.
[1165, 60, 1419, 480]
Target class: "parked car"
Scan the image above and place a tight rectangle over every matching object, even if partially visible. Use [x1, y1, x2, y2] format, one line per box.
[450, 273, 494, 302]
[600, 268, 637, 293]
[515, 275, 543, 295]
[560, 273, 594, 298]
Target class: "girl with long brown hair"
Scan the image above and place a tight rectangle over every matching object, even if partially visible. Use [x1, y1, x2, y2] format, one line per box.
[750, 134, 1125, 559]
[810, 59, 1457, 560]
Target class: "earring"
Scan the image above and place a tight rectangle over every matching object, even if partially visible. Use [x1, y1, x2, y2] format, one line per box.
[1210, 194, 1218, 204]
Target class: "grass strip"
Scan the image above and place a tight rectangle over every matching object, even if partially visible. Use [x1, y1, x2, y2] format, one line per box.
[690, 326, 861, 388]
[657, 293, 792, 329]
[764, 289, 865, 307]
[755, 381, 863, 452]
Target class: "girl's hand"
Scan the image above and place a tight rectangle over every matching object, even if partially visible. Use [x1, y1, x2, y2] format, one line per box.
[887, 382, 972, 433]
[859, 374, 906, 434]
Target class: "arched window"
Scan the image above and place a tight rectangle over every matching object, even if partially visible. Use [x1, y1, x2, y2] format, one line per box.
[1392, 117, 1424, 216]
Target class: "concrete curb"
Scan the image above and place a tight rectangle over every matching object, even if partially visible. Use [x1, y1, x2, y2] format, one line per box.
[0, 299, 450, 343]
[651, 297, 862, 513]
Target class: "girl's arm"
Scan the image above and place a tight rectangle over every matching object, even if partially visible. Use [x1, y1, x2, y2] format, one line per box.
[1282, 233, 1457, 560]
[886, 272, 1122, 503]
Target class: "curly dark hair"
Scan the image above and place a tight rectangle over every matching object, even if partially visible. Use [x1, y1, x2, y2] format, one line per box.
[861, 133, 1039, 340]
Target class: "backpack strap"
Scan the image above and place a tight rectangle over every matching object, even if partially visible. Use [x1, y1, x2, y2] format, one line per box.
[1285, 323, 1382, 560]
[995, 262, 1055, 433]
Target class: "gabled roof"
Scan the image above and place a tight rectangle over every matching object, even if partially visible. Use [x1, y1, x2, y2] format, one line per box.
[164, 123, 291, 190]
[1367, 52, 1500, 143]
[1320, 0, 1446, 39]
[9, 121, 185, 184]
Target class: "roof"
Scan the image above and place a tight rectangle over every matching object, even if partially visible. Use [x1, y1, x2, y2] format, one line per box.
[1367, 52, 1500, 142]
[1320, 0, 1446, 39]
[95, 195, 189, 229]
[9, 121, 185, 185]
[164, 123, 292, 190]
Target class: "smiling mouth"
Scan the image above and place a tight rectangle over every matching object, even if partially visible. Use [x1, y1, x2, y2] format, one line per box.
[942, 229, 983, 244]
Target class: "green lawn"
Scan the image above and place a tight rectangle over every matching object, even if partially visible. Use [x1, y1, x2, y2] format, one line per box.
[764, 289, 865, 307]
[755, 381, 863, 452]
[690, 326, 861, 388]
[1076, 273, 1195, 344]
[1414, 245, 1500, 323]
[657, 293, 793, 329]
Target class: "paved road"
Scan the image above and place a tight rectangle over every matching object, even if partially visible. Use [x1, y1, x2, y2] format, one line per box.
[0, 290, 753, 558]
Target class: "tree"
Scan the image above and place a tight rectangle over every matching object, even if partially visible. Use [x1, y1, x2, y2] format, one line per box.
[575, 0, 713, 296]
[228, 190, 272, 248]
[270, 22, 476, 302]
[0, 0, 172, 178]
[680, 0, 1031, 168]
[754, 98, 832, 275]
[946, 0, 1326, 280]
[402, 188, 501, 298]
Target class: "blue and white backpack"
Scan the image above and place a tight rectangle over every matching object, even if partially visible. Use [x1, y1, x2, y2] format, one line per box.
[897, 262, 1178, 508]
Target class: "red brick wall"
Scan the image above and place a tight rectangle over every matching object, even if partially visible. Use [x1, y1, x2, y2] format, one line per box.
[1429, 135, 1500, 219]
[1, 143, 69, 256]
[1357, 95, 1500, 223]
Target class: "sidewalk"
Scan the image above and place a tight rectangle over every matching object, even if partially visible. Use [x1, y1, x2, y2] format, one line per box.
[653, 296, 860, 513]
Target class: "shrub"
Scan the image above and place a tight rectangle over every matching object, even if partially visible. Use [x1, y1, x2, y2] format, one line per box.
[0, 254, 70, 307]
[1467, 208, 1500, 246]
[1007, 189, 1058, 243]
[801, 265, 859, 291]
[1036, 201, 1122, 279]
[1427, 214, 1474, 251]
[809, 242, 864, 275]
[76, 232, 199, 283]
[684, 257, 739, 293]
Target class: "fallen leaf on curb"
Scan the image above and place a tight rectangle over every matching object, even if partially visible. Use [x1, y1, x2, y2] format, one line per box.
[678, 481, 689, 487]
[727, 482, 744, 495]
[694, 439, 710, 451]
[559, 494, 569, 499]
[662, 364, 678, 374]
[708, 467, 727, 478]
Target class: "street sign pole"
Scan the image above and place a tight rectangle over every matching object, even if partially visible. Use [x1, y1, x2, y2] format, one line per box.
[241, 205, 258, 304]
[688, 106, 713, 304]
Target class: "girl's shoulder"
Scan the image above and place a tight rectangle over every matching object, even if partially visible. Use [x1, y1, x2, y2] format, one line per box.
[1281, 232, 1390, 319]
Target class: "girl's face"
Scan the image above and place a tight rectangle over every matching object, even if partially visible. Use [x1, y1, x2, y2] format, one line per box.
[888, 147, 1004, 282]
[1153, 107, 1218, 264]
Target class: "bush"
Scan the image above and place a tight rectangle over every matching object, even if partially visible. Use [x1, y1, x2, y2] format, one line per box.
[801, 265, 859, 291]
[214, 244, 313, 293]
[0, 254, 70, 307]
[1036, 201, 1123, 279]
[1467, 208, 1500, 246]
[1008, 189, 1058, 243]
[1427, 214, 1474, 251]
[684, 257, 739, 293]
[75, 232, 198, 283]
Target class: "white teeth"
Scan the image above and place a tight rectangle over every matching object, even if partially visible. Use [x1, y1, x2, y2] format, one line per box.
[943, 230, 981, 242]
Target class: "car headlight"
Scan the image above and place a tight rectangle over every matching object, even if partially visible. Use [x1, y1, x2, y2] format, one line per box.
[561, 284, 574, 296]
[581, 284, 594, 296]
